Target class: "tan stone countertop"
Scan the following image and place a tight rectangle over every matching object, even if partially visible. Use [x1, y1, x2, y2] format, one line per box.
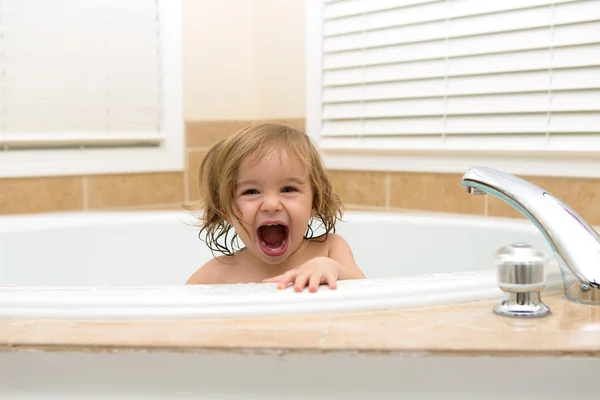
[1, 293, 600, 357]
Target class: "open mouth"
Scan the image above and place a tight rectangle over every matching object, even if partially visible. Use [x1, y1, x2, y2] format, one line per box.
[257, 222, 289, 257]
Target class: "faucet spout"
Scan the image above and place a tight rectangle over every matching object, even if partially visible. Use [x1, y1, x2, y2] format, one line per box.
[462, 166, 600, 305]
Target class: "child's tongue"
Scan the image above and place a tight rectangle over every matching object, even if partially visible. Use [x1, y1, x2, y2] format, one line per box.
[260, 225, 286, 247]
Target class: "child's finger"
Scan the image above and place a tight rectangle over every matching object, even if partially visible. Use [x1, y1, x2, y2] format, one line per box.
[293, 272, 310, 292]
[276, 270, 297, 289]
[262, 275, 281, 283]
[308, 273, 322, 293]
[325, 272, 338, 290]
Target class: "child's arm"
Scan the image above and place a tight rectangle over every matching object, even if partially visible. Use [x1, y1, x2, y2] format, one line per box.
[326, 233, 366, 280]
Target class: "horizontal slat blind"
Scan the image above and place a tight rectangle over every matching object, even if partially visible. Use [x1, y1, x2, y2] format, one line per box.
[320, 0, 600, 151]
[0, 0, 163, 149]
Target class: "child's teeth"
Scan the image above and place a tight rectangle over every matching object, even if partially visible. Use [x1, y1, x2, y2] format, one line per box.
[261, 238, 287, 252]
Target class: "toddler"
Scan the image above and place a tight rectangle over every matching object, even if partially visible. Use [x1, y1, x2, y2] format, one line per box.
[185, 123, 365, 292]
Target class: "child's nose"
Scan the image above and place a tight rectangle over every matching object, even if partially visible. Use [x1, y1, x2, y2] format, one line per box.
[261, 194, 282, 212]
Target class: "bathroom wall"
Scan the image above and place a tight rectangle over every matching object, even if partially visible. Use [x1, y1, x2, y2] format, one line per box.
[0, 0, 305, 215]
[183, 0, 305, 121]
[182, 2, 600, 226]
[2, 0, 600, 226]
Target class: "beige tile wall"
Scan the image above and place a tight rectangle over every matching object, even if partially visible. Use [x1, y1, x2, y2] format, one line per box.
[3, 118, 600, 226]
[0, 119, 302, 215]
[331, 170, 600, 226]
[0, 173, 185, 215]
[330, 167, 600, 226]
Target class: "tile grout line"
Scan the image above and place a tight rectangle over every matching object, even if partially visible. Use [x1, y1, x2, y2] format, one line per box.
[344, 204, 392, 211]
[98, 202, 185, 212]
[385, 173, 391, 210]
[82, 176, 89, 211]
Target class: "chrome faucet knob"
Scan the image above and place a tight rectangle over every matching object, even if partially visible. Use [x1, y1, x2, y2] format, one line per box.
[462, 166, 600, 305]
[493, 243, 551, 318]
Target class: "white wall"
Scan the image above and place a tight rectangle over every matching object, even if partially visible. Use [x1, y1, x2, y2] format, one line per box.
[182, 0, 305, 121]
[253, 0, 306, 120]
[182, 0, 255, 120]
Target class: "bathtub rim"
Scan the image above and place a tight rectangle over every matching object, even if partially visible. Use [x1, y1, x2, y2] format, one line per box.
[0, 209, 565, 319]
[0, 268, 564, 319]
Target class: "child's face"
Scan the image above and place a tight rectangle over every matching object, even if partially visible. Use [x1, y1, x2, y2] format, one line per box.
[230, 147, 314, 265]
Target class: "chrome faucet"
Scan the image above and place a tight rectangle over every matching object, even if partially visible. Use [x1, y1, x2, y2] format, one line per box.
[462, 166, 600, 305]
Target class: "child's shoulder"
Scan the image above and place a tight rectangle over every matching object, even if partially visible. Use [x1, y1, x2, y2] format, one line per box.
[309, 232, 347, 244]
[307, 232, 351, 253]
[185, 254, 238, 285]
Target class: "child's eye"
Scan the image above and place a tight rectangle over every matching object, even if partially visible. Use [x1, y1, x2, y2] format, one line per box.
[281, 186, 298, 193]
[242, 189, 259, 195]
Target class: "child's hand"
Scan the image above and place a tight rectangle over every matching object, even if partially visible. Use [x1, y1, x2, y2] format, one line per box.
[262, 257, 340, 293]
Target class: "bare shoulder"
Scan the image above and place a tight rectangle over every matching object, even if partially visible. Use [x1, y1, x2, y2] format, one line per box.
[324, 232, 350, 248]
[326, 233, 358, 260]
[309, 232, 352, 253]
[185, 255, 236, 285]
[314, 233, 365, 279]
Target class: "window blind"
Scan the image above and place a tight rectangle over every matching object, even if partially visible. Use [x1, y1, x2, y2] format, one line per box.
[0, 0, 163, 149]
[319, 0, 600, 156]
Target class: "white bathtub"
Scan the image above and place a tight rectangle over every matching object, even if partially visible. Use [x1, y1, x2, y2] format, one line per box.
[0, 210, 562, 319]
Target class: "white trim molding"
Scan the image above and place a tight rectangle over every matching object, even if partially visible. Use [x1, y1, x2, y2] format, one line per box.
[321, 149, 600, 178]
[305, 0, 324, 146]
[318, 134, 600, 178]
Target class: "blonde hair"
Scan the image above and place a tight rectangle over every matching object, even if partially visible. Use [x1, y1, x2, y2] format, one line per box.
[188, 123, 343, 256]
